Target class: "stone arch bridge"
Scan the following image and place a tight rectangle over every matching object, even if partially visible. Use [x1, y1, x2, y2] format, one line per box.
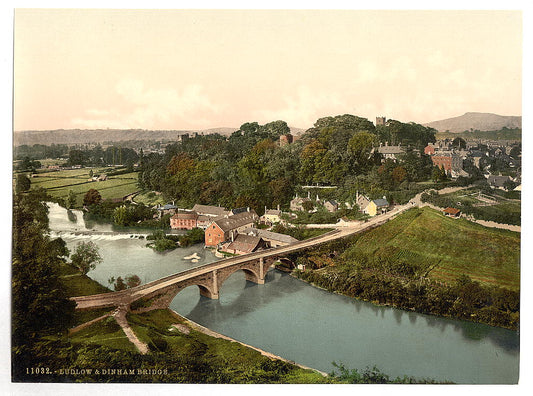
[72, 209, 403, 313]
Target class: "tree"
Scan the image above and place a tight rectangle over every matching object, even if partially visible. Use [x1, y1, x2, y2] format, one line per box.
[12, 190, 75, 379]
[70, 241, 103, 274]
[68, 149, 87, 166]
[113, 206, 129, 226]
[15, 173, 31, 193]
[67, 190, 77, 209]
[302, 200, 315, 212]
[83, 189, 102, 206]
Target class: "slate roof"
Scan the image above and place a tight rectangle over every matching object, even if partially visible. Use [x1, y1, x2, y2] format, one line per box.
[377, 145, 405, 155]
[264, 209, 282, 216]
[213, 211, 258, 232]
[226, 234, 263, 253]
[192, 204, 228, 217]
[372, 198, 389, 207]
[159, 204, 177, 210]
[231, 207, 249, 215]
[242, 227, 298, 245]
[171, 211, 198, 220]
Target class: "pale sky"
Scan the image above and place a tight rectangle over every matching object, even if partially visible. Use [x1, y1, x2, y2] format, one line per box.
[13, 9, 522, 131]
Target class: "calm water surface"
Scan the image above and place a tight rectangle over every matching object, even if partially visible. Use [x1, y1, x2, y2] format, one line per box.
[48, 203, 519, 384]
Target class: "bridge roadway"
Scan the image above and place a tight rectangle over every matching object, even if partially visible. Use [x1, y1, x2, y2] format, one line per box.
[72, 205, 409, 311]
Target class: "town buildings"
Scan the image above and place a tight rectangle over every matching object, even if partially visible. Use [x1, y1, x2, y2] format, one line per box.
[204, 210, 258, 247]
[170, 212, 198, 230]
[364, 198, 389, 217]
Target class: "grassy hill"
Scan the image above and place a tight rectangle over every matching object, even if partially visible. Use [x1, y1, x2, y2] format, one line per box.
[346, 207, 520, 290]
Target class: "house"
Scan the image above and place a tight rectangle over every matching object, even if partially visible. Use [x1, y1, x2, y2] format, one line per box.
[290, 195, 312, 212]
[204, 210, 259, 247]
[431, 151, 463, 177]
[223, 234, 269, 255]
[376, 142, 406, 161]
[364, 198, 389, 216]
[356, 193, 371, 212]
[156, 203, 178, 217]
[443, 207, 461, 218]
[196, 215, 213, 229]
[424, 144, 436, 156]
[192, 204, 229, 218]
[260, 208, 282, 225]
[170, 212, 198, 230]
[486, 175, 511, 190]
[97, 174, 108, 181]
[242, 227, 298, 248]
[324, 200, 339, 213]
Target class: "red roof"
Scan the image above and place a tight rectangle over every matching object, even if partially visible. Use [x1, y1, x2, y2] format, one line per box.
[443, 207, 461, 215]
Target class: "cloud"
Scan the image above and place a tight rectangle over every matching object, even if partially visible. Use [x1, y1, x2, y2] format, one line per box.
[252, 86, 353, 128]
[71, 78, 222, 129]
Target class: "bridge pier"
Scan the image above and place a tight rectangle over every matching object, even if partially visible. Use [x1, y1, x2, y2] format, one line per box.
[200, 270, 219, 299]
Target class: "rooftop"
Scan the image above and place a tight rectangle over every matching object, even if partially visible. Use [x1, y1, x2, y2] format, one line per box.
[214, 210, 258, 232]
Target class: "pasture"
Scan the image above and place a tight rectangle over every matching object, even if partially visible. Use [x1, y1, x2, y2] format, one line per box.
[346, 207, 520, 290]
[29, 167, 139, 206]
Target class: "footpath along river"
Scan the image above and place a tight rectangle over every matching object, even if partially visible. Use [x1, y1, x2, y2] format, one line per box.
[47, 203, 519, 384]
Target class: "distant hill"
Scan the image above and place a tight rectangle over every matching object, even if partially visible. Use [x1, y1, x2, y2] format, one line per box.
[13, 125, 307, 146]
[13, 127, 237, 146]
[424, 112, 521, 133]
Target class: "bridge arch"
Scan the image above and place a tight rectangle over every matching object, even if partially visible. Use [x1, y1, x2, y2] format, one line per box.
[217, 266, 262, 290]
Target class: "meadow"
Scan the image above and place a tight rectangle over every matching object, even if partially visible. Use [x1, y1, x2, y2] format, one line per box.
[345, 207, 520, 290]
[29, 167, 139, 206]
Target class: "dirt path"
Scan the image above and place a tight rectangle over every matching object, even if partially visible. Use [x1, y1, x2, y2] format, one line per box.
[113, 306, 150, 354]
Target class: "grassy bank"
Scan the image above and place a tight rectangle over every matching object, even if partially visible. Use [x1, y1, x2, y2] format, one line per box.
[51, 265, 332, 384]
[349, 206, 520, 290]
[293, 207, 520, 330]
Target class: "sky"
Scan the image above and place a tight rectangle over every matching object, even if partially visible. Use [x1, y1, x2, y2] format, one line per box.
[13, 9, 522, 131]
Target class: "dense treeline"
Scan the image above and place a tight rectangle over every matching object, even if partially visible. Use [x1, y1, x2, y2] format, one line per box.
[12, 188, 76, 381]
[137, 115, 437, 212]
[293, 235, 519, 330]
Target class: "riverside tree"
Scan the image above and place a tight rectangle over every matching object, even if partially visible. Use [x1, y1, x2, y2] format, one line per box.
[83, 188, 102, 206]
[71, 241, 103, 274]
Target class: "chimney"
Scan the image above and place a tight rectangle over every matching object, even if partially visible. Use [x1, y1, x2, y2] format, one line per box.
[277, 204, 280, 211]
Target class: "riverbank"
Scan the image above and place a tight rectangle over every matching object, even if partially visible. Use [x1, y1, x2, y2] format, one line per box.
[169, 309, 328, 376]
[287, 207, 520, 331]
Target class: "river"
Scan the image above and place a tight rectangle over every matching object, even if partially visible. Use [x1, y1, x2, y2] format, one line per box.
[47, 202, 520, 384]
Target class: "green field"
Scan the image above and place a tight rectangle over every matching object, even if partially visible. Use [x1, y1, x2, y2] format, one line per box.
[346, 207, 520, 290]
[28, 168, 139, 206]
[133, 190, 167, 206]
[425, 187, 521, 225]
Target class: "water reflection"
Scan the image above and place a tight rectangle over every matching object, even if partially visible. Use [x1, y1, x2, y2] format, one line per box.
[179, 270, 307, 325]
